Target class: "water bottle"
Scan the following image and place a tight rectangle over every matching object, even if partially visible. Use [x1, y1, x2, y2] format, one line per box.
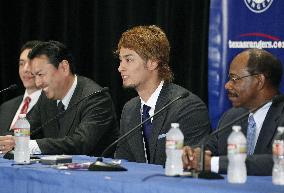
[272, 126, 284, 185]
[13, 114, 30, 164]
[227, 125, 247, 183]
[165, 123, 184, 176]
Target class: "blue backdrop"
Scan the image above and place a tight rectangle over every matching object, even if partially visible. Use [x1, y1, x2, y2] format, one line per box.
[208, 0, 284, 128]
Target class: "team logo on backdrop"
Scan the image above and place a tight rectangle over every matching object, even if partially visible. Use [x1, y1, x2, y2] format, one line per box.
[244, 0, 273, 13]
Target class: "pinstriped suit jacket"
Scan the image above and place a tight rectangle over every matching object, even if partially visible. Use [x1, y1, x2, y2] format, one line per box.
[115, 83, 211, 165]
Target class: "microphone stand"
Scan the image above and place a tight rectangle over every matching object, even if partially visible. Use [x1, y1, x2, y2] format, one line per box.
[88, 93, 189, 171]
[193, 97, 281, 179]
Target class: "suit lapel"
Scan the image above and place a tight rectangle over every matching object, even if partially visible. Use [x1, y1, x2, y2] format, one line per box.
[44, 100, 60, 137]
[58, 78, 82, 137]
[11, 96, 23, 115]
[149, 84, 170, 162]
[240, 116, 249, 136]
[127, 100, 146, 162]
[254, 102, 284, 154]
[6, 96, 23, 131]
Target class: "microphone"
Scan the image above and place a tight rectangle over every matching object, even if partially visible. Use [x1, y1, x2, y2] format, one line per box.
[30, 87, 109, 136]
[194, 94, 284, 179]
[3, 87, 109, 160]
[88, 92, 190, 171]
[0, 84, 17, 94]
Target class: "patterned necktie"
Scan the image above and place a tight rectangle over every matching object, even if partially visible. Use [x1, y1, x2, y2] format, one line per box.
[247, 115, 256, 155]
[20, 96, 31, 114]
[142, 104, 152, 143]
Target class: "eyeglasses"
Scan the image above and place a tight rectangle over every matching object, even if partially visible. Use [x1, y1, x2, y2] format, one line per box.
[228, 74, 260, 83]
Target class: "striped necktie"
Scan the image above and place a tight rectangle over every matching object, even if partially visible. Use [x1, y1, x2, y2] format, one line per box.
[20, 96, 31, 114]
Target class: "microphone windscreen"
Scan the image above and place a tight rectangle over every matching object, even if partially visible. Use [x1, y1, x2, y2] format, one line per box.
[181, 92, 189, 98]
[8, 84, 18, 90]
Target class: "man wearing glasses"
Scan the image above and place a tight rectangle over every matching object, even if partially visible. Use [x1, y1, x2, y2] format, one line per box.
[182, 48, 284, 175]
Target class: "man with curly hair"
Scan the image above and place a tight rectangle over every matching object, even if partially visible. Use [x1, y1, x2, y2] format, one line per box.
[115, 25, 211, 165]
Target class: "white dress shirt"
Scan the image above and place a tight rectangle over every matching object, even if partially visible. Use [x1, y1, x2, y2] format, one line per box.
[140, 81, 164, 119]
[29, 76, 78, 154]
[211, 102, 272, 173]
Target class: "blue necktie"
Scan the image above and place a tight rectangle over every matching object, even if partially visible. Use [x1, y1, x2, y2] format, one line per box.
[142, 104, 152, 144]
[247, 115, 256, 155]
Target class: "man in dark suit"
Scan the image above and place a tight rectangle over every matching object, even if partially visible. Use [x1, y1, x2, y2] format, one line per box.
[182, 48, 284, 175]
[0, 40, 118, 156]
[115, 25, 211, 165]
[0, 41, 42, 152]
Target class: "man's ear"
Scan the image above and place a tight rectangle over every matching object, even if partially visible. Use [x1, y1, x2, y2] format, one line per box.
[146, 59, 159, 71]
[58, 60, 70, 74]
[256, 73, 266, 90]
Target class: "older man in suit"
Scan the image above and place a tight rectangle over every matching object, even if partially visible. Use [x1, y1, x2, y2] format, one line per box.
[115, 25, 211, 165]
[0, 40, 119, 156]
[182, 48, 284, 175]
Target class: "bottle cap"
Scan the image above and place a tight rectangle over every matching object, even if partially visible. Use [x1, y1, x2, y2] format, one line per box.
[232, 125, 241, 132]
[18, 114, 27, 119]
[171, 123, 179, 128]
[277, 126, 284, 133]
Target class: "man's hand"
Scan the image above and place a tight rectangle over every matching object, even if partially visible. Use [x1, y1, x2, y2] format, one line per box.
[182, 146, 196, 170]
[182, 146, 212, 171]
[0, 135, 15, 154]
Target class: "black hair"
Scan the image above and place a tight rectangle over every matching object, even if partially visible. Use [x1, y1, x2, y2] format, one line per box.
[247, 48, 283, 89]
[28, 40, 75, 74]
[20, 40, 42, 53]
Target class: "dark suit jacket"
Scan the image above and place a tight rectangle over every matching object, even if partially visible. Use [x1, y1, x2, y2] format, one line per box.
[115, 83, 211, 165]
[0, 95, 23, 135]
[207, 99, 284, 175]
[29, 76, 119, 156]
[0, 94, 39, 136]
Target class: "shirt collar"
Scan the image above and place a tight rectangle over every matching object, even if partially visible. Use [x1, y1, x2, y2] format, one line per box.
[140, 80, 164, 111]
[249, 101, 272, 130]
[23, 89, 42, 100]
[23, 89, 42, 112]
[57, 75, 77, 109]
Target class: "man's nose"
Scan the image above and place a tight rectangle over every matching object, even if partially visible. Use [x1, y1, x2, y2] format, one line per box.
[35, 77, 42, 87]
[225, 80, 233, 90]
[118, 61, 125, 72]
[23, 62, 31, 72]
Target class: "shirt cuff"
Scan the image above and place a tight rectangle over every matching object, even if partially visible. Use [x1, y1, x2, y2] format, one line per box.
[211, 156, 220, 173]
[29, 140, 42, 155]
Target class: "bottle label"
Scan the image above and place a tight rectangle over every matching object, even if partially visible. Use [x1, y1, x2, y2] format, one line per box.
[227, 143, 247, 154]
[273, 141, 284, 156]
[166, 140, 183, 149]
[14, 128, 30, 137]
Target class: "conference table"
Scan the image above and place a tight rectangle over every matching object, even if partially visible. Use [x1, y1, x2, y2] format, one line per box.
[0, 155, 283, 193]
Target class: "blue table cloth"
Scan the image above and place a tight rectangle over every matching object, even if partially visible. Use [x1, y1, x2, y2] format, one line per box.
[0, 155, 283, 193]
